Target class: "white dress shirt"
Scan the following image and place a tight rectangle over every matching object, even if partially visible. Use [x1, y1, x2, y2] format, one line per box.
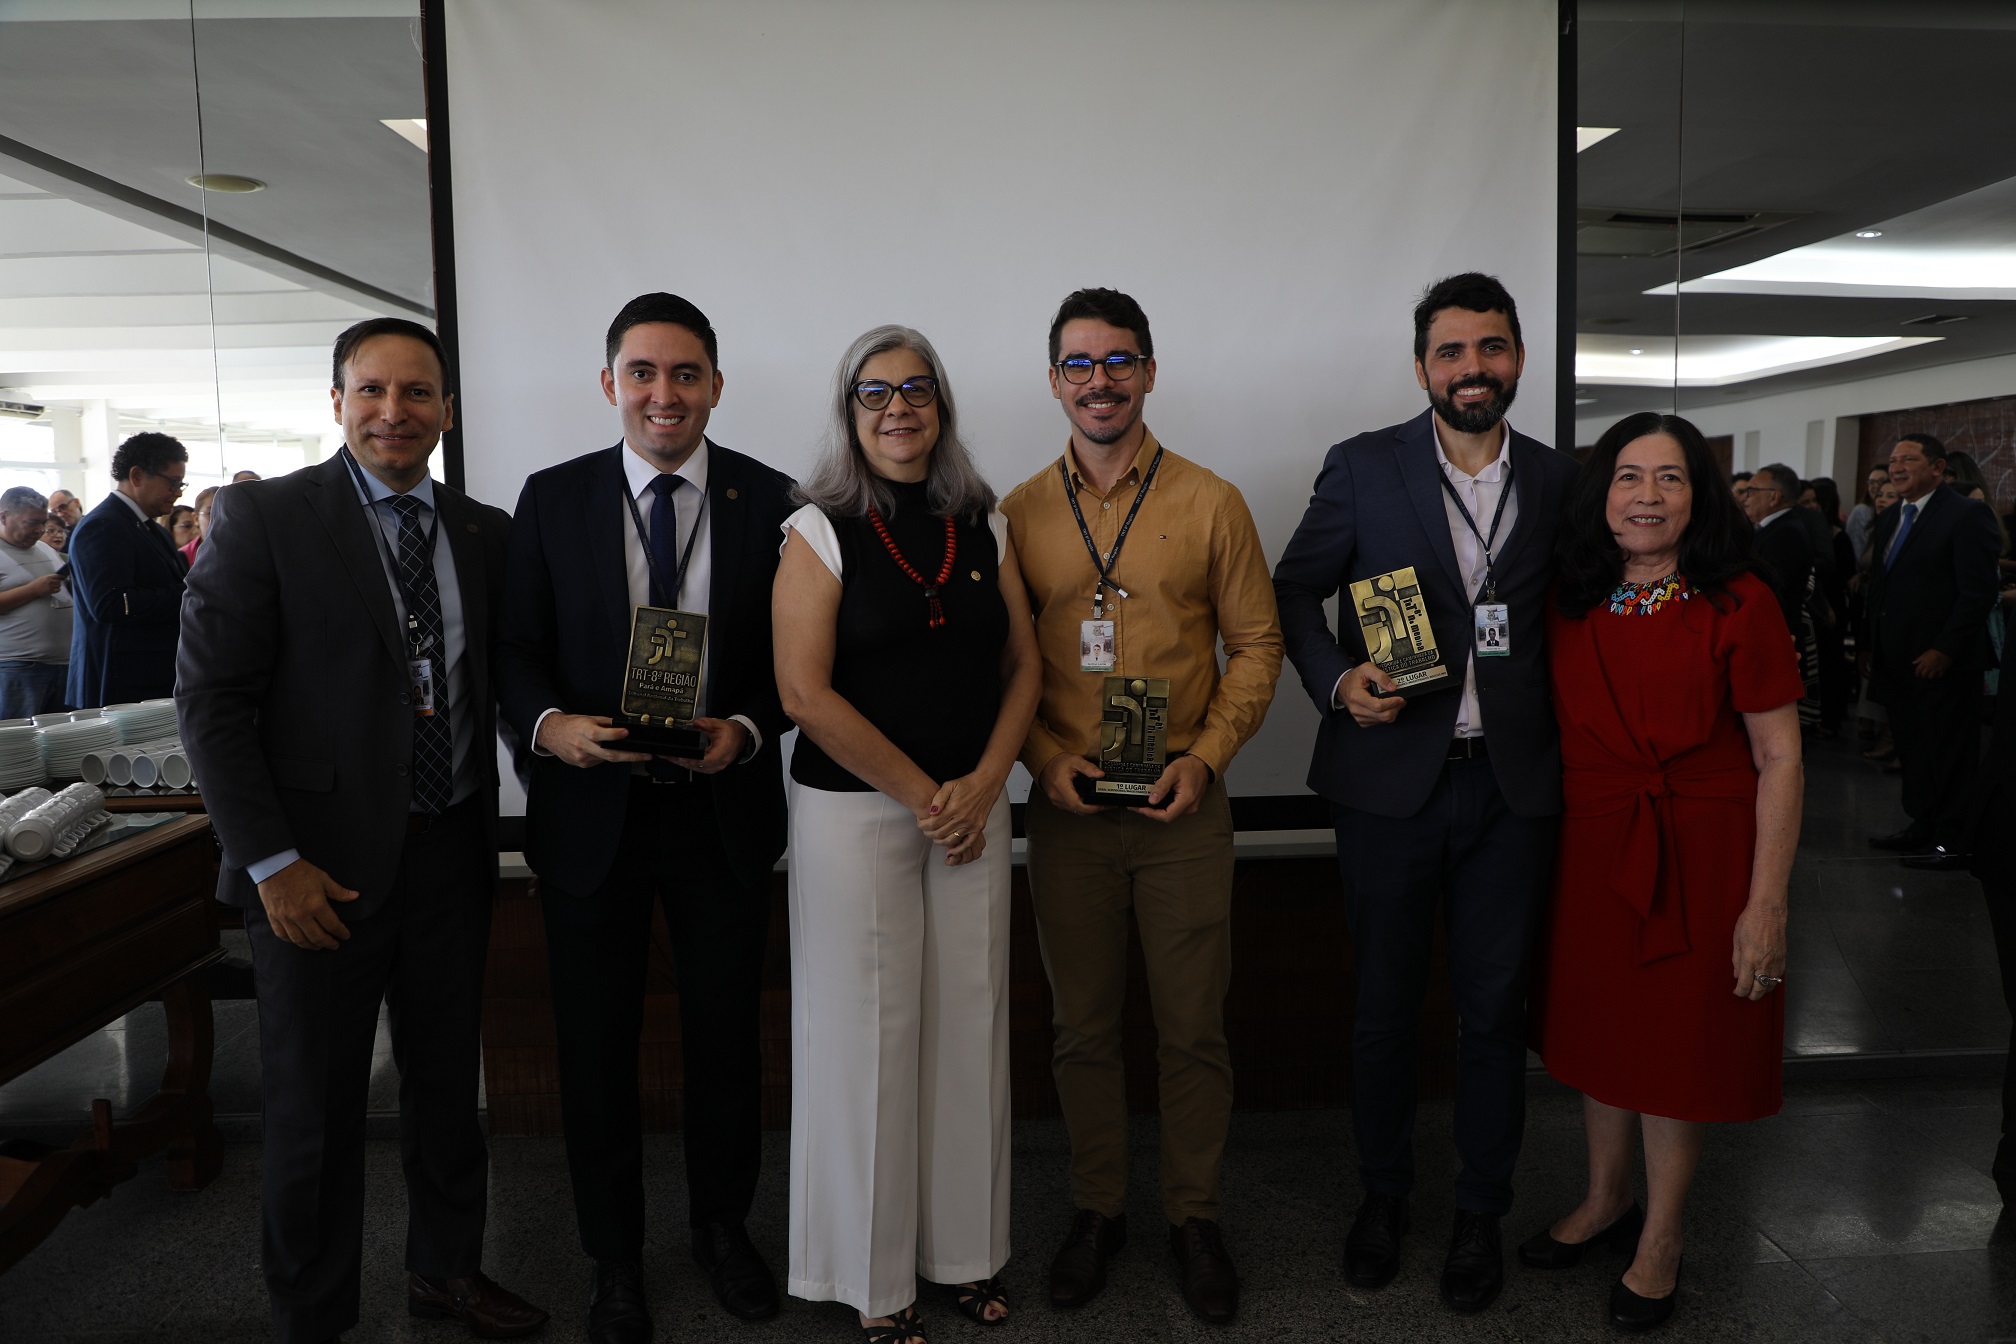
[1434, 421, 1518, 738]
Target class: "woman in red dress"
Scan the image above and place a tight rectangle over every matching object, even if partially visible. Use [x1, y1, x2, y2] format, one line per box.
[1522, 412, 1804, 1330]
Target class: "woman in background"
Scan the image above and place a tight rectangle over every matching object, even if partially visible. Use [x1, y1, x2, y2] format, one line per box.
[163, 503, 198, 551]
[1524, 411, 1804, 1331]
[774, 326, 1040, 1344]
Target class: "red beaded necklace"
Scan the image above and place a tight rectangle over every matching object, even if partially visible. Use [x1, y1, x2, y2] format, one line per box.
[866, 507, 957, 629]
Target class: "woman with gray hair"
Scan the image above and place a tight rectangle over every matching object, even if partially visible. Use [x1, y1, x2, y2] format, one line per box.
[774, 325, 1040, 1342]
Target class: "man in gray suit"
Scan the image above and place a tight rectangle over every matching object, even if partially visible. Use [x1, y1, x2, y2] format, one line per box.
[178, 318, 546, 1344]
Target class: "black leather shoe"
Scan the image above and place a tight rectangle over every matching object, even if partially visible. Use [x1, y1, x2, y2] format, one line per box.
[692, 1221, 780, 1321]
[1517, 1202, 1644, 1269]
[1049, 1209, 1126, 1307]
[1869, 824, 1933, 852]
[1343, 1193, 1408, 1289]
[1610, 1256, 1682, 1331]
[1168, 1218, 1239, 1324]
[587, 1260, 650, 1344]
[1440, 1210, 1503, 1313]
[1901, 847, 1973, 872]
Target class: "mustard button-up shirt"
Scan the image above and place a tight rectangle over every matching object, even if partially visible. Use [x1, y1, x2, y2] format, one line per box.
[1000, 430, 1283, 780]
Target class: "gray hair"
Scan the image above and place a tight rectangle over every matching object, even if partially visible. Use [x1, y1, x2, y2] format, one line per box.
[0, 486, 48, 515]
[795, 325, 996, 521]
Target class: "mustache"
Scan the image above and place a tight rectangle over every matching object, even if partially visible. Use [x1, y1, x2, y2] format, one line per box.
[1076, 390, 1132, 407]
[1449, 375, 1505, 395]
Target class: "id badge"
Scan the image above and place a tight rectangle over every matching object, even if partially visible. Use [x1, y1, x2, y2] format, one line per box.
[408, 657, 438, 716]
[1080, 619, 1116, 672]
[1473, 603, 1510, 658]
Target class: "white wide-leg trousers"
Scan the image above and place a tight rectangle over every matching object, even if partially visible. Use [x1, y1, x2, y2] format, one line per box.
[785, 782, 1013, 1317]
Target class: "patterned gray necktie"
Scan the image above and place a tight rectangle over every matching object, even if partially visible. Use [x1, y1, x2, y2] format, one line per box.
[390, 495, 453, 813]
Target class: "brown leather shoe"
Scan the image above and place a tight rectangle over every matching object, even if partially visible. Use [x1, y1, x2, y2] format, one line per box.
[1169, 1217, 1239, 1324]
[409, 1271, 550, 1339]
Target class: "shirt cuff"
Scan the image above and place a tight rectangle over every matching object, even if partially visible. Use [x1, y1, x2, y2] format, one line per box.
[729, 714, 761, 763]
[530, 707, 562, 756]
[247, 848, 301, 885]
[1332, 671, 1350, 710]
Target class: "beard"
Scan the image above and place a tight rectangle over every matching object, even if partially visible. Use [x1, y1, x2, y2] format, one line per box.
[1073, 390, 1140, 444]
[1430, 374, 1518, 435]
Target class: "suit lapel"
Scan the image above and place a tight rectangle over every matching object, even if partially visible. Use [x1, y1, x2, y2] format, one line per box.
[305, 455, 406, 669]
[705, 441, 745, 719]
[588, 445, 632, 646]
[436, 485, 488, 681]
[1396, 410, 1465, 594]
[1486, 431, 1543, 575]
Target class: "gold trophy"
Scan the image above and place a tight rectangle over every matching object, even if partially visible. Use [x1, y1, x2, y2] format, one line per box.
[1349, 566, 1451, 696]
[1075, 675, 1173, 805]
[618, 606, 709, 757]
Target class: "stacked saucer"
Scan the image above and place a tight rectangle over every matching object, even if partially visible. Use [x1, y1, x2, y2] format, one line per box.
[0, 720, 46, 790]
[102, 700, 178, 744]
[40, 717, 120, 781]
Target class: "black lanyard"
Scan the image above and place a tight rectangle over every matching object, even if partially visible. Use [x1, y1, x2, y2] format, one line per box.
[623, 476, 709, 609]
[1437, 450, 1514, 604]
[1061, 445, 1164, 615]
[340, 447, 441, 658]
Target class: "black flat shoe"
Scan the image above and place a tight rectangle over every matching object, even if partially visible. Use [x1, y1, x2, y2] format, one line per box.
[1518, 1202, 1645, 1268]
[1343, 1192, 1408, 1288]
[1610, 1257, 1682, 1331]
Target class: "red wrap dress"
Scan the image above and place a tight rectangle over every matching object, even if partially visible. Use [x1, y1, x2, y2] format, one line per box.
[1533, 571, 1803, 1122]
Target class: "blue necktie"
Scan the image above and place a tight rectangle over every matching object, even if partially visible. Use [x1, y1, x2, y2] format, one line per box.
[390, 495, 454, 814]
[1884, 501, 1917, 571]
[649, 474, 683, 607]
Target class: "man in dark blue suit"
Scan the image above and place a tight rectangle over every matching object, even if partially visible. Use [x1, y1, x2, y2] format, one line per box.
[66, 430, 189, 707]
[1273, 274, 1578, 1313]
[1864, 432, 2001, 869]
[497, 293, 794, 1344]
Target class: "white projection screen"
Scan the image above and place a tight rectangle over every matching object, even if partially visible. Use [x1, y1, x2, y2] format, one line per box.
[444, 0, 1559, 814]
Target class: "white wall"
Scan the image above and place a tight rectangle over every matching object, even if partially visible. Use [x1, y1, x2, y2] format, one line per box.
[447, 0, 1559, 805]
[1577, 351, 2016, 485]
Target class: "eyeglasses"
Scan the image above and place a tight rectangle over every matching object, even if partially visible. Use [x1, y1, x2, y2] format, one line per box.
[144, 468, 187, 495]
[1055, 353, 1150, 384]
[852, 377, 939, 411]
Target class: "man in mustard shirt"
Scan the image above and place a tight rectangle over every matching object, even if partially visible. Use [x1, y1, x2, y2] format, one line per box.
[1001, 288, 1282, 1326]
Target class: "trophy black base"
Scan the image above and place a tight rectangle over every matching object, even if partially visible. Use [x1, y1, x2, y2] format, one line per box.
[1072, 752, 1186, 808]
[617, 718, 708, 759]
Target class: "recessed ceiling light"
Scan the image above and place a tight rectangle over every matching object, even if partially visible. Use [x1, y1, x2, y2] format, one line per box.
[1856, 230, 1883, 239]
[1576, 126, 1621, 152]
[185, 173, 265, 193]
[381, 118, 428, 151]
[1577, 334, 1941, 387]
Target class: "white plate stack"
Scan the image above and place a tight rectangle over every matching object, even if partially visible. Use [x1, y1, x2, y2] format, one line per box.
[101, 700, 178, 744]
[40, 718, 120, 781]
[0, 720, 47, 789]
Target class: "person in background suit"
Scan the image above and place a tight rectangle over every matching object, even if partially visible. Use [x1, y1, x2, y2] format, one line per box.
[46, 488, 81, 533]
[177, 318, 546, 1343]
[1740, 463, 1812, 637]
[1273, 272, 1578, 1314]
[65, 430, 188, 707]
[496, 292, 795, 1344]
[1972, 670, 2016, 1206]
[1864, 432, 2002, 870]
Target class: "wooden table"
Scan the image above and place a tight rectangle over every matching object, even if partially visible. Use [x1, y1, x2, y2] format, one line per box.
[0, 815, 224, 1273]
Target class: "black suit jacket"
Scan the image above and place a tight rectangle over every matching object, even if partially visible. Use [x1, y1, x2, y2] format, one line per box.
[1272, 409, 1580, 819]
[1866, 484, 2002, 675]
[496, 441, 795, 895]
[1752, 513, 1812, 634]
[176, 455, 512, 916]
[67, 492, 187, 707]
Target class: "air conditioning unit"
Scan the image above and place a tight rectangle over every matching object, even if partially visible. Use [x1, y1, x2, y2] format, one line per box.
[0, 400, 47, 421]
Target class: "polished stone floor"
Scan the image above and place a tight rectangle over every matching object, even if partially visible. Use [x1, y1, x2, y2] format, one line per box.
[4, 731, 2013, 1340]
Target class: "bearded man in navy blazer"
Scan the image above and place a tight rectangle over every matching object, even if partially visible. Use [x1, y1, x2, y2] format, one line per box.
[497, 293, 794, 1344]
[1273, 274, 1578, 1314]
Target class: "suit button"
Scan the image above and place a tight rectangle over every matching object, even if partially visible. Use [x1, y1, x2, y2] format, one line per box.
[395, 764, 409, 777]
[397, 693, 410, 706]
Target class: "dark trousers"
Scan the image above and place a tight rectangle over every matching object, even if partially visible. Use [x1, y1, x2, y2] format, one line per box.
[1984, 879, 2016, 1201]
[541, 776, 770, 1260]
[1332, 757, 1556, 1215]
[1883, 661, 1983, 849]
[244, 797, 492, 1344]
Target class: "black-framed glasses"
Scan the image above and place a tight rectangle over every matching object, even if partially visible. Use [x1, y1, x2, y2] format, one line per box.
[1055, 353, 1149, 384]
[143, 468, 188, 495]
[852, 377, 939, 411]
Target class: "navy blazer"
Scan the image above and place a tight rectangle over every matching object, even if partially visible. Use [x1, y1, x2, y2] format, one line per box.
[496, 441, 795, 896]
[1865, 483, 2002, 675]
[1272, 409, 1579, 819]
[66, 492, 187, 707]
[176, 455, 512, 916]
